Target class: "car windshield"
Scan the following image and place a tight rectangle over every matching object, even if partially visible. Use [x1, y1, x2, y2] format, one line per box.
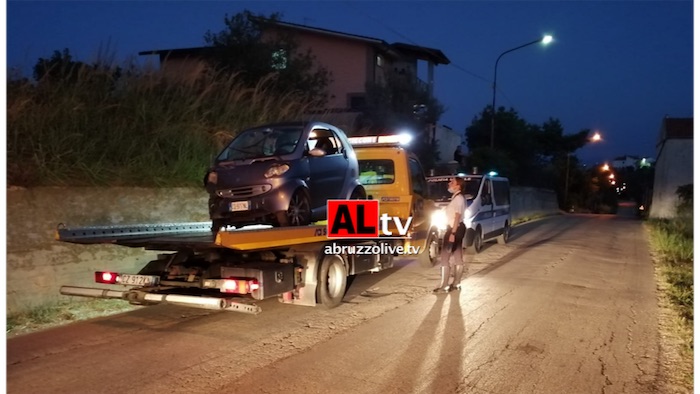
[427, 177, 481, 201]
[216, 126, 303, 161]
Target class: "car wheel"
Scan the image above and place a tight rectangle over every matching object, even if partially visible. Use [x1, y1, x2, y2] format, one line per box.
[316, 254, 347, 308]
[471, 226, 483, 254]
[211, 218, 227, 234]
[277, 190, 311, 226]
[350, 186, 366, 199]
[497, 222, 510, 244]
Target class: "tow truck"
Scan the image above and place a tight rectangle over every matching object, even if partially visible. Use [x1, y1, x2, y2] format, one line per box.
[57, 135, 435, 314]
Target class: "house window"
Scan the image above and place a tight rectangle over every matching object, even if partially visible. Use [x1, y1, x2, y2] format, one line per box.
[376, 55, 383, 67]
[272, 49, 287, 70]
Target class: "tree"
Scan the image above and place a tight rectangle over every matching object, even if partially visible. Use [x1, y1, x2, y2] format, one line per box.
[204, 10, 332, 107]
[355, 69, 445, 169]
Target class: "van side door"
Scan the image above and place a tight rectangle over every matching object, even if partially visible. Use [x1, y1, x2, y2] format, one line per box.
[479, 178, 495, 236]
[491, 179, 511, 234]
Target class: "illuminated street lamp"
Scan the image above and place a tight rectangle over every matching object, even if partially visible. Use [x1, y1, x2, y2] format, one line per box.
[601, 163, 610, 172]
[491, 35, 554, 149]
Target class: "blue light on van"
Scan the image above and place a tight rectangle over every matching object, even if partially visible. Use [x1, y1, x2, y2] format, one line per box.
[488, 171, 498, 176]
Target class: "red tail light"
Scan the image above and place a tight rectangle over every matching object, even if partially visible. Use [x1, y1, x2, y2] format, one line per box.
[221, 279, 260, 294]
[95, 271, 119, 284]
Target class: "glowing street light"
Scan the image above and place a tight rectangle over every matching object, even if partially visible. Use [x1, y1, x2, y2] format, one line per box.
[490, 34, 554, 149]
[601, 163, 610, 172]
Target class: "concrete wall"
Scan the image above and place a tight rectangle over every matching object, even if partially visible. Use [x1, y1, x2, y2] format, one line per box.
[650, 140, 693, 218]
[6, 186, 559, 313]
[510, 187, 560, 222]
[7, 187, 209, 314]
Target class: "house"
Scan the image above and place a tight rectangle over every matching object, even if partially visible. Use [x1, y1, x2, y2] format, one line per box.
[649, 116, 693, 218]
[138, 17, 450, 133]
[610, 155, 655, 171]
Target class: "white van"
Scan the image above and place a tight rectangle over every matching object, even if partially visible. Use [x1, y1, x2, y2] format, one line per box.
[427, 172, 511, 254]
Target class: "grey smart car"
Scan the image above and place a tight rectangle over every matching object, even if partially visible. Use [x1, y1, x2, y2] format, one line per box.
[205, 121, 366, 230]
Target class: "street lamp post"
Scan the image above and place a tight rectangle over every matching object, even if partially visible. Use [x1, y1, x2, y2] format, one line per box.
[491, 35, 553, 149]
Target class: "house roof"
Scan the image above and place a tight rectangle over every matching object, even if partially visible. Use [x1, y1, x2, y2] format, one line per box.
[138, 46, 223, 57]
[139, 17, 451, 65]
[389, 43, 450, 65]
[662, 117, 693, 140]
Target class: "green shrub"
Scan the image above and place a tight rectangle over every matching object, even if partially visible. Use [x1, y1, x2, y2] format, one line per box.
[8, 63, 318, 187]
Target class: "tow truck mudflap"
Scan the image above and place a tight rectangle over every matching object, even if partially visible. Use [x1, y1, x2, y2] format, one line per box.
[59, 286, 262, 315]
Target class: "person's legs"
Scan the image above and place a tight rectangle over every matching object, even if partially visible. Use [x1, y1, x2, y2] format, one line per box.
[450, 223, 467, 291]
[433, 229, 453, 293]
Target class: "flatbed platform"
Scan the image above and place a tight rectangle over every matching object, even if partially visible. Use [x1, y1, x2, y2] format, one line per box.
[56, 222, 331, 251]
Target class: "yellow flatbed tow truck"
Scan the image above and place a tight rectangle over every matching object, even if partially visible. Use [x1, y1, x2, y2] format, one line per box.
[57, 221, 399, 315]
[57, 135, 435, 315]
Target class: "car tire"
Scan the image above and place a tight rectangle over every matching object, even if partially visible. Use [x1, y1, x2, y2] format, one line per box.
[418, 230, 440, 268]
[316, 254, 347, 308]
[211, 218, 227, 234]
[277, 190, 311, 227]
[350, 186, 366, 199]
[497, 222, 510, 244]
[471, 226, 483, 254]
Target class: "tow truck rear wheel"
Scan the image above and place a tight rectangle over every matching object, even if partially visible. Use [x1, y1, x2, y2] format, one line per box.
[317, 255, 347, 308]
[418, 230, 440, 268]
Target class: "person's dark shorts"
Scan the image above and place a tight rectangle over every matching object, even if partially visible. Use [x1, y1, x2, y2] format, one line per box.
[442, 223, 466, 253]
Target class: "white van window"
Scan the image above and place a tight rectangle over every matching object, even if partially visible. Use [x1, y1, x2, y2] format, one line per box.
[493, 180, 510, 205]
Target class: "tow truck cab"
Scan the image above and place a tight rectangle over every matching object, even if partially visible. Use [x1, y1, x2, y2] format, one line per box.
[348, 135, 439, 266]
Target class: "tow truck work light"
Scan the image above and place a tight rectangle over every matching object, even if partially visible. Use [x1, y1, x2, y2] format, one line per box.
[348, 133, 412, 146]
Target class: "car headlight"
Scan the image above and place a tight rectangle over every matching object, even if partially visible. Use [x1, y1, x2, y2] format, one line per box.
[431, 209, 448, 231]
[205, 171, 218, 186]
[264, 164, 290, 178]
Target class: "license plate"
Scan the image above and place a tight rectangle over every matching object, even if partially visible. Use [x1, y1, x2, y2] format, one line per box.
[119, 274, 158, 286]
[230, 201, 250, 212]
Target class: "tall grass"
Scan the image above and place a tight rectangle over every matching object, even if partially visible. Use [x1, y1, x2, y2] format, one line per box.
[7, 62, 317, 186]
[647, 205, 693, 323]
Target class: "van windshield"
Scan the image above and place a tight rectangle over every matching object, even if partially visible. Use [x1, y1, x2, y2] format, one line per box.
[427, 177, 481, 202]
[216, 126, 303, 162]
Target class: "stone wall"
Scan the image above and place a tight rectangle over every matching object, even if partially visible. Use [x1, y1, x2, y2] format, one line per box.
[6, 186, 559, 313]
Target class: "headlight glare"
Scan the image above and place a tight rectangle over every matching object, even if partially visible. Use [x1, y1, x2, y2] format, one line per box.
[265, 164, 290, 178]
[431, 210, 448, 231]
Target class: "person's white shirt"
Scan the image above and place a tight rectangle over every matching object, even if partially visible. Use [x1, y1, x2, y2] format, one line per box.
[445, 191, 466, 231]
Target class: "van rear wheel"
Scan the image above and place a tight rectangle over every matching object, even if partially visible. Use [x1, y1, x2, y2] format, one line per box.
[471, 227, 483, 254]
[497, 222, 510, 244]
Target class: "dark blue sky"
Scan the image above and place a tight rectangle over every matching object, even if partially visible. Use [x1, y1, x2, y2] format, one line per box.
[7, 1, 694, 165]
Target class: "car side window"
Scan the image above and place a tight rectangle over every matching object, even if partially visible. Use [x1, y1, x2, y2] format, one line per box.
[308, 129, 341, 155]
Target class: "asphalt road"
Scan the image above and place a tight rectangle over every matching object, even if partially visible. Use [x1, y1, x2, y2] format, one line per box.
[7, 211, 661, 394]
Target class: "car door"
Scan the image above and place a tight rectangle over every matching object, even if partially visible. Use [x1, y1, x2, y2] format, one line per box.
[307, 128, 347, 209]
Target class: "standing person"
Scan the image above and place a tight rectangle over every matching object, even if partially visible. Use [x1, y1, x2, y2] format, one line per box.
[433, 176, 467, 293]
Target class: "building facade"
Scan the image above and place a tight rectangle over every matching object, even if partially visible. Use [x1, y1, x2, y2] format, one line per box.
[649, 117, 693, 218]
